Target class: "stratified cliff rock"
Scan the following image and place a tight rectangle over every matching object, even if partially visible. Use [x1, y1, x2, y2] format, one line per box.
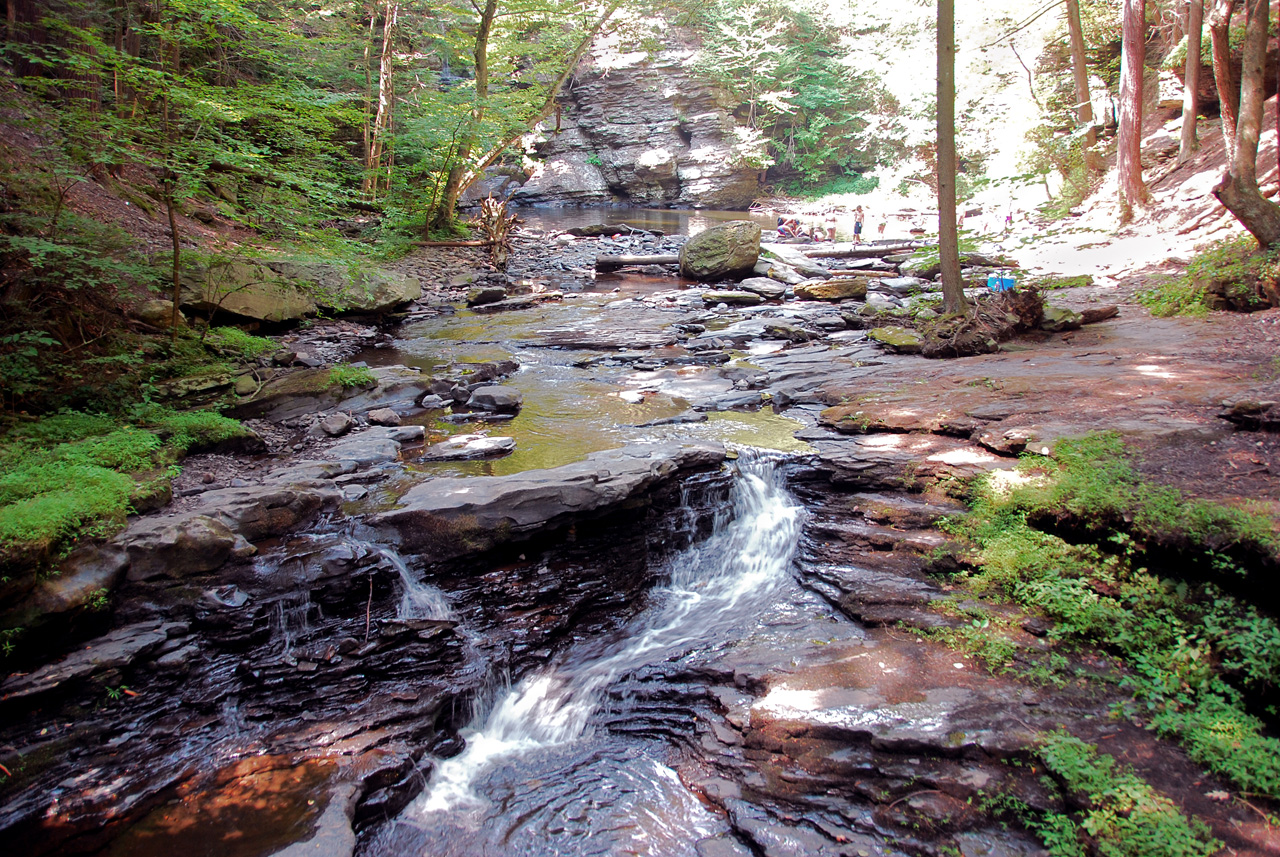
[509, 48, 761, 209]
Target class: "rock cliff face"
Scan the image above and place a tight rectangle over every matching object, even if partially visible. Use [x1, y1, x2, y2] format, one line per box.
[508, 48, 761, 209]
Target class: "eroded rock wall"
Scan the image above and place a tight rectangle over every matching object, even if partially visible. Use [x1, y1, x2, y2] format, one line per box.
[510, 48, 761, 209]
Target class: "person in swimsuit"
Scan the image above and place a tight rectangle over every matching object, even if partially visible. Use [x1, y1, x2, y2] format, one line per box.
[853, 207, 865, 244]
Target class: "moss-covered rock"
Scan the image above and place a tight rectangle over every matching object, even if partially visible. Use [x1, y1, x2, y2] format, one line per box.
[1040, 304, 1083, 332]
[679, 221, 761, 280]
[795, 278, 869, 301]
[867, 325, 924, 353]
[702, 290, 765, 306]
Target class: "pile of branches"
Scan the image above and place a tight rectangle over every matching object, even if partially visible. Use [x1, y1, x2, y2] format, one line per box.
[470, 196, 517, 267]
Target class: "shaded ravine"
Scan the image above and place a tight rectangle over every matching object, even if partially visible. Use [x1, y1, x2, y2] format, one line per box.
[365, 453, 803, 856]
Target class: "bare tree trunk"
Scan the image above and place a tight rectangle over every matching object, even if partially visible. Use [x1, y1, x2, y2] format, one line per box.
[429, 0, 497, 234]
[1209, 0, 1239, 154]
[159, 5, 182, 340]
[1213, 0, 1280, 246]
[1118, 0, 1151, 223]
[365, 0, 397, 203]
[937, 0, 966, 316]
[1065, 0, 1096, 148]
[361, 5, 375, 197]
[430, 0, 622, 232]
[1179, 0, 1204, 161]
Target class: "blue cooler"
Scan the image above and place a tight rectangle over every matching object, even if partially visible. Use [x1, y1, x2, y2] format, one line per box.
[987, 270, 1016, 292]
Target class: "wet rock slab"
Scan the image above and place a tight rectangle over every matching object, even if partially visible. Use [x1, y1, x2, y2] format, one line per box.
[373, 441, 726, 559]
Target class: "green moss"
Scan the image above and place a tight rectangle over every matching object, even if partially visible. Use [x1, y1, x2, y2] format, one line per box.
[0, 407, 248, 572]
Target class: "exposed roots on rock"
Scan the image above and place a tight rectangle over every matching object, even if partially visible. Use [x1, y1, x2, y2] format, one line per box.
[918, 289, 1045, 358]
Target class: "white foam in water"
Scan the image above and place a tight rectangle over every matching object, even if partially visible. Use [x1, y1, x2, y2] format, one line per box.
[414, 452, 802, 816]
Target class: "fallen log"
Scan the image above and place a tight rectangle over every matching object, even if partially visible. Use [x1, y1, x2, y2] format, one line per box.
[801, 241, 933, 259]
[830, 269, 899, 278]
[595, 254, 680, 272]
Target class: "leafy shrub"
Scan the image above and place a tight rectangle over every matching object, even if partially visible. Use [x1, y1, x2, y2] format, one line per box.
[329, 364, 376, 389]
[151, 410, 250, 452]
[205, 327, 275, 361]
[0, 408, 248, 563]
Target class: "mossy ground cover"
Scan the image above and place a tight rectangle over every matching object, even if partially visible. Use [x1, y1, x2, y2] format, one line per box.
[0, 407, 249, 570]
[931, 433, 1280, 849]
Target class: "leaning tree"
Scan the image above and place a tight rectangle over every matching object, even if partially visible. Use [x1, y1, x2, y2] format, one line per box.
[1212, 0, 1280, 247]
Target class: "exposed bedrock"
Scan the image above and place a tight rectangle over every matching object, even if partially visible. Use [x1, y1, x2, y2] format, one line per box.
[506, 48, 761, 209]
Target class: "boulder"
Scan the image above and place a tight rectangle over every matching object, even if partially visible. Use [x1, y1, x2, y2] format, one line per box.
[135, 299, 183, 328]
[466, 386, 523, 413]
[367, 408, 403, 426]
[876, 276, 931, 296]
[372, 441, 726, 559]
[867, 326, 924, 353]
[702, 290, 765, 306]
[421, 434, 517, 461]
[467, 286, 508, 307]
[752, 260, 805, 286]
[267, 260, 421, 313]
[327, 426, 425, 467]
[1080, 305, 1119, 325]
[121, 515, 238, 581]
[181, 261, 318, 323]
[898, 256, 941, 280]
[319, 412, 356, 437]
[795, 279, 868, 301]
[1040, 304, 1083, 332]
[738, 277, 788, 299]
[679, 221, 762, 281]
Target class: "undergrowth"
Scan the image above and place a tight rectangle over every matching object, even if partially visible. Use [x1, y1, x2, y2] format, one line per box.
[329, 364, 376, 389]
[940, 432, 1280, 802]
[1138, 236, 1278, 316]
[1024, 731, 1220, 857]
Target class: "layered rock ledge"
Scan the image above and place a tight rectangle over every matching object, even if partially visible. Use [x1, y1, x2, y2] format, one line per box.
[372, 441, 726, 559]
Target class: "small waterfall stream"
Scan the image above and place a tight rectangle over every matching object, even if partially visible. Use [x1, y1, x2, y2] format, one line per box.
[369, 452, 803, 856]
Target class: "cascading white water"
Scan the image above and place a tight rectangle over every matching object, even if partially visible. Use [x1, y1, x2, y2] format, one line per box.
[381, 548, 455, 621]
[411, 452, 803, 818]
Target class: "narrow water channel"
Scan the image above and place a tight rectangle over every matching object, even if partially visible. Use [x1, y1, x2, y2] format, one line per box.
[365, 452, 803, 856]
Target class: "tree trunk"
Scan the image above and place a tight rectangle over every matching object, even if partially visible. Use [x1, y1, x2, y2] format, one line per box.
[1118, 0, 1151, 223]
[1179, 0, 1204, 162]
[1065, 0, 1096, 148]
[365, 0, 398, 203]
[429, 0, 498, 234]
[1213, 0, 1280, 246]
[1209, 0, 1239, 154]
[936, 0, 966, 315]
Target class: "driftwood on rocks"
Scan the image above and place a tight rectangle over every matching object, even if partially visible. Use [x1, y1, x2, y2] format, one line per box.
[801, 241, 933, 259]
[595, 254, 680, 272]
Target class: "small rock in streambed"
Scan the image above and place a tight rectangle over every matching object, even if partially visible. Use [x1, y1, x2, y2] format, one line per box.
[367, 407, 403, 426]
[319, 412, 356, 437]
[420, 434, 516, 461]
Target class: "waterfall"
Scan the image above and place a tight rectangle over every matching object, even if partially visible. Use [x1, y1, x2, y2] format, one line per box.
[380, 547, 455, 621]
[411, 451, 802, 817]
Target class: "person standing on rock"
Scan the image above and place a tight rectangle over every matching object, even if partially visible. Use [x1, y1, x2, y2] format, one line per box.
[825, 214, 837, 242]
[853, 207, 865, 244]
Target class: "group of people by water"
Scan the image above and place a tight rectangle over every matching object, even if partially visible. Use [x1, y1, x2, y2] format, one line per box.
[772, 204, 1019, 244]
[774, 205, 887, 244]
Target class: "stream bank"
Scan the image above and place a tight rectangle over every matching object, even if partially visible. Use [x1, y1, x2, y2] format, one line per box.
[3, 220, 1280, 857]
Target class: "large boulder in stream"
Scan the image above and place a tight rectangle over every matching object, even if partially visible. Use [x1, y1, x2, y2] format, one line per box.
[372, 441, 726, 559]
[679, 221, 761, 281]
